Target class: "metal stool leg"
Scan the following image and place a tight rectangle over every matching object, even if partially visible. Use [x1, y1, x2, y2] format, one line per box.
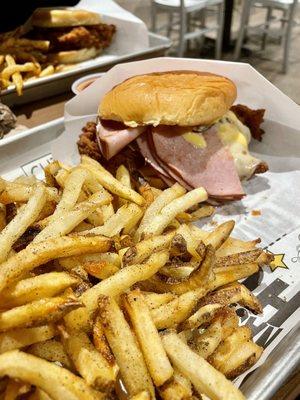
[234, 0, 252, 60]
[167, 11, 174, 37]
[282, 4, 296, 74]
[178, 8, 187, 57]
[151, 2, 157, 32]
[261, 7, 272, 50]
[215, 1, 225, 59]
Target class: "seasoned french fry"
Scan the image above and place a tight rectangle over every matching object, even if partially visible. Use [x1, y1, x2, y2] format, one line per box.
[34, 191, 112, 242]
[39, 65, 54, 77]
[159, 368, 192, 400]
[4, 55, 23, 96]
[0, 295, 82, 332]
[188, 308, 239, 359]
[27, 339, 73, 370]
[178, 303, 223, 331]
[215, 249, 262, 267]
[1, 272, 78, 308]
[0, 179, 59, 204]
[212, 263, 259, 290]
[64, 330, 118, 390]
[64, 251, 169, 332]
[123, 290, 173, 386]
[199, 282, 263, 314]
[139, 187, 207, 239]
[151, 288, 207, 329]
[81, 156, 144, 205]
[0, 350, 103, 400]
[135, 183, 186, 241]
[77, 203, 143, 238]
[0, 236, 112, 292]
[143, 292, 177, 310]
[0, 185, 46, 263]
[142, 245, 215, 295]
[123, 231, 175, 266]
[161, 331, 245, 400]
[98, 295, 155, 398]
[211, 339, 263, 379]
[0, 325, 56, 354]
[205, 221, 235, 250]
[49, 168, 90, 221]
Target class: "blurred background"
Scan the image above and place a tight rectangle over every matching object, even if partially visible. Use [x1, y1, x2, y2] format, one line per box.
[117, 0, 300, 103]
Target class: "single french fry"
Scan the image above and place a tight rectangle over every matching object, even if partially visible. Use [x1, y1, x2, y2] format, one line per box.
[98, 295, 155, 398]
[161, 331, 245, 400]
[123, 290, 173, 386]
[1, 272, 78, 307]
[0, 325, 56, 354]
[178, 303, 223, 331]
[77, 203, 143, 238]
[198, 282, 263, 314]
[205, 221, 235, 250]
[64, 330, 118, 391]
[143, 292, 177, 310]
[0, 295, 82, 332]
[123, 231, 176, 266]
[0, 185, 46, 263]
[0, 236, 112, 292]
[5, 55, 23, 96]
[39, 65, 54, 77]
[135, 183, 186, 241]
[81, 156, 144, 205]
[139, 188, 207, 239]
[0, 350, 103, 400]
[27, 339, 73, 370]
[34, 191, 112, 242]
[142, 245, 215, 295]
[151, 288, 207, 329]
[212, 263, 259, 290]
[159, 368, 192, 400]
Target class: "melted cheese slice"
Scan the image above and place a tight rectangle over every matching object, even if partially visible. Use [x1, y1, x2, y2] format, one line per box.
[216, 111, 261, 180]
[183, 132, 207, 148]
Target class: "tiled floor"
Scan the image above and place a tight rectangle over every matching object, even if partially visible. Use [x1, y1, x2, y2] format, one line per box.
[117, 1, 300, 104]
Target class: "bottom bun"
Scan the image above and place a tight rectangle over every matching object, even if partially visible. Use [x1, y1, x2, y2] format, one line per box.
[49, 47, 102, 64]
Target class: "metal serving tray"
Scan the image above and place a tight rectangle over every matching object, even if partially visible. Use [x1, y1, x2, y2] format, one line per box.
[0, 32, 171, 107]
[0, 117, 298, 399]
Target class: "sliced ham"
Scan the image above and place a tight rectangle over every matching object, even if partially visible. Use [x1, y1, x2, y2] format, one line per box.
[96, 119, 146, 159]
[151, 126, 245, 199]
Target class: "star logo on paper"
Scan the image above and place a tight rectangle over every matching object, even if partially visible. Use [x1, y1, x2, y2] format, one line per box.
[268, 252, 288, 272]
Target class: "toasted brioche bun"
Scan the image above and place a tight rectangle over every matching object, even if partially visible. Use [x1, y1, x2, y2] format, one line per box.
[99, 71, 237, 127]
[49, 47, 102, 64]
[32, 8, 102, 28]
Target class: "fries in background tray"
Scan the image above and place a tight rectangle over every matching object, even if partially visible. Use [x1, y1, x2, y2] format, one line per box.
[0, 155, 273, 400]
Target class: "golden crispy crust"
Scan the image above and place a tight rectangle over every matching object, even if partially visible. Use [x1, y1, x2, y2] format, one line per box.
[99, 71, 237, 127]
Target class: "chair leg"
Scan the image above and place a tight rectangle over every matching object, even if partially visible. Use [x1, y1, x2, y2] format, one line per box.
[167, 11, 174, 37]
[261, 7, 272, 50]
[178, 9, 187, 57]
[282, 5, 295, 74]
[151, 2, 157, 32]
[234, 0, 252, 60]
[215, 1, 225, 59]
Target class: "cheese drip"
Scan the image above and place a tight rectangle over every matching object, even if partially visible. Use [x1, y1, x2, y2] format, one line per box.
[216, 111, 261, 180]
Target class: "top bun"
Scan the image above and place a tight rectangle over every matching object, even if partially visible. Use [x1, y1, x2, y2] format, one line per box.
[99, 71, 237, 127]
[32, 8, 102, 28]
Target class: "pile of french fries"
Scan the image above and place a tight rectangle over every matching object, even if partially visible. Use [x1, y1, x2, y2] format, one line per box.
[0, 155, 273, 400]
[0, 36, 71, 96]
